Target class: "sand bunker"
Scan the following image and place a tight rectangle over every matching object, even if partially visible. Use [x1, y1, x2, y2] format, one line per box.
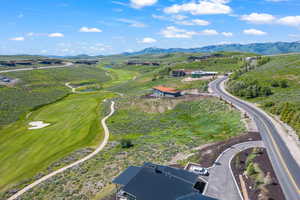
[28, 121, 50, 130]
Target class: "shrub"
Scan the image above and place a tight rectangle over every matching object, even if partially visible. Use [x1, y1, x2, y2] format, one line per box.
[279, 80, 288, 88]
[270, 80, 279, 87]
[120, 139, 134, 149]
[246, 162, 256, 176]
[264, 101, 275, 108]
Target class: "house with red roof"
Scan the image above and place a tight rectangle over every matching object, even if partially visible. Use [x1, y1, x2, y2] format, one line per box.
[153, 86, 182, 97]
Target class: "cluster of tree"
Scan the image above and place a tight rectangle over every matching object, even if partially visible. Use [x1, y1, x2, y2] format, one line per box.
[230, 56, 270, 80]
[270, 80, 289, 88]
[257, 56, 270, 66]
[266, 102, 300, 135]
[228, 79, 272, 99]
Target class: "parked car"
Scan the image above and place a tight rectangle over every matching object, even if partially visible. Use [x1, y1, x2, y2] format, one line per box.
[190, 166, 209, 176]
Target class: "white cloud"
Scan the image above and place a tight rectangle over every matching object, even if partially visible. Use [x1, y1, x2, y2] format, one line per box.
[140, 37, 157, 43]
[79, 26, 102, 32]
[10, 37, 25, 41]
[117, 18, 146, 27]
[176, 19, 210, 26]
[173, 15, 188, 20]
[277, 16, 300, 26]
[241, 13, 276, 24]
[243, 29, 267, 36]
[48, 33, 64, 37]
[200, 29, 219, 35]
[130, 0, 157, 8]
[161, 26, 197, 38]
[222, 32, 233, 37]
[152, 14, 168, 20]
[164, 0, 232, 15]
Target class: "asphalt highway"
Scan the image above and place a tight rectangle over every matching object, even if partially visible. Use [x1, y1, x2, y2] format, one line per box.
[210, 77, 300, 200]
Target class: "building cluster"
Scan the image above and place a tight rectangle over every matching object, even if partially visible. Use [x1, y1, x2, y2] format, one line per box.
[0, 59, 64, 67]
[126, 61, 160, 66]
[188, 53, 224, 62]
[113, 162, 216, 200]
[73, 60, 99, 65]
[172, 69, 218, 78]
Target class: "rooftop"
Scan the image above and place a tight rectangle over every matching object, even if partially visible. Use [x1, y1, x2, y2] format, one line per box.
[113, 162, 217, 200]
[153, 86, 180, 93]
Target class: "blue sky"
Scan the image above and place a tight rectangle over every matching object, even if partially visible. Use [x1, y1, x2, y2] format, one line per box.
[1, 0, 300, 55]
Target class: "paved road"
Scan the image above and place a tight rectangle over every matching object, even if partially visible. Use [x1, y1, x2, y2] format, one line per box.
[7, 101, 115, 200]
[210, 77, 300, 200]
[205, 141, 265, 200]
[0, 62, 73, 74]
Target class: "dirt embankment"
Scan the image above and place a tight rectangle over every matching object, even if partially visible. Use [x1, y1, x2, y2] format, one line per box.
[194, 132, 261, 168]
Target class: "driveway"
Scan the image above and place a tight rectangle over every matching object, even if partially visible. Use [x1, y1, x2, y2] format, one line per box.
[204, 141, 265, 200]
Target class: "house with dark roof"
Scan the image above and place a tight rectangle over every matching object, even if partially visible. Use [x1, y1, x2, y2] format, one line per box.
[113, 162, 217, 200]
[153, 86, 181, 97]
[172, 69, 186, 77]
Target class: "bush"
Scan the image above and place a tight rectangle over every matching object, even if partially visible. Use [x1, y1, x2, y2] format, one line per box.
[120, 139, 134, 148]
[264, 101, 275, 108]
[246, 162, 256, 176]
[279, 80, 288, 88]
[270, 80, 279, 87]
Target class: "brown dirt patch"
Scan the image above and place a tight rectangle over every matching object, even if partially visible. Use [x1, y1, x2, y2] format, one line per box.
[231, 148, 285, 200]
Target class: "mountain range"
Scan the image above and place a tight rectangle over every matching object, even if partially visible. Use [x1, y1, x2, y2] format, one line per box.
[123, 41, 300, 56]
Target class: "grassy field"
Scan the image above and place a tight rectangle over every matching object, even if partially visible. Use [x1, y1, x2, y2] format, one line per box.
[172, 56, 247, 73]
[0, 64, 138, 194]
[14, 97, 245, 200]
[228, 54, 300, 135]
[0, 65, 110, 125]
[0, 92, 114, 192]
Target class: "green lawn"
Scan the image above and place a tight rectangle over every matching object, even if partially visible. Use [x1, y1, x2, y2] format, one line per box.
[0, 91, 115, 192]
[0, 65, 136, 193]
[0, 65, 111, 125]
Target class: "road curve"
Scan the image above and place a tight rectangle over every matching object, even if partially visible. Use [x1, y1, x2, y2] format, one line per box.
[205, 141, 265, 200]
[0, 62, 73, 74]
[209, 77, 300, 200]
[7, 101, 115, 200]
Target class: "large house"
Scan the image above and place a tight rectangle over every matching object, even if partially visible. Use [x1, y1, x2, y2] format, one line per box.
[153, 86, 181, 97]
[113, 162, 216, 200]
